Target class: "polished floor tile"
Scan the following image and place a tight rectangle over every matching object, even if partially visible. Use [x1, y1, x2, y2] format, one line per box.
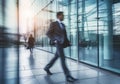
[0, 47, 120, 84]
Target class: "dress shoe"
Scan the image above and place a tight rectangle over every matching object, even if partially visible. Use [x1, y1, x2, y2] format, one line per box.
[44, 68, 53, 75]
[69, 76, 78, 81]
[66, 76, 78, 82]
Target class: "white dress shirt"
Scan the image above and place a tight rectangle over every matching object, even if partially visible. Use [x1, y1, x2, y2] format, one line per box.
[57, 19, 64, 29]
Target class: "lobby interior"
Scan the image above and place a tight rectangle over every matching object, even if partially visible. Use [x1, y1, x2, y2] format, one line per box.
[0, 0, 120, 84]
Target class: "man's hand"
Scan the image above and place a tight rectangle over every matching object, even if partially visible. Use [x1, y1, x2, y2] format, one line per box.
[54, 40, 58, 43]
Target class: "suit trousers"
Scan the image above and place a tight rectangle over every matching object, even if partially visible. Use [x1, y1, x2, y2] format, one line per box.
[45, 42, 70, 77]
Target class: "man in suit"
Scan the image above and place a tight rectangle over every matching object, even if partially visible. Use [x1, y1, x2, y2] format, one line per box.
[44, 12, 77, 82]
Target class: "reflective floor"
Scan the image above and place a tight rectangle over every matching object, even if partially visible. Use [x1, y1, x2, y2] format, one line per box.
[0, 46, 120, 84]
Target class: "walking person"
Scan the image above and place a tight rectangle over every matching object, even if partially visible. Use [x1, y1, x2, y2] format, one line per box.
[44, 11, 77, 82]
[28, 34, 35, 53]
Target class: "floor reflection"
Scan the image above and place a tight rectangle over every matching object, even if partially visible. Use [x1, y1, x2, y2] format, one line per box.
[0, 47, 19, 84]
[44, 75, 56, 84]
[29, 53, 35, 67]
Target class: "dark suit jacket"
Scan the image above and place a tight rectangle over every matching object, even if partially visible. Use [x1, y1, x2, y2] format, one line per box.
[46, 21, 70, 48]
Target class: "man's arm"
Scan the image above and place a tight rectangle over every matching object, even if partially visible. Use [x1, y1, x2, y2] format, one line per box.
[64, 29, 71, 46]
[46, 22, 55, 41]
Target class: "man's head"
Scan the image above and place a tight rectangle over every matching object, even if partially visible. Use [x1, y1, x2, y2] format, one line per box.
[56, 11, 64, 21]
[30, 34, 33, 37]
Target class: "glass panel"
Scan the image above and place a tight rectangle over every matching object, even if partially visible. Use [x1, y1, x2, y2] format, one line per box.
[69, 1, 78, 60]
[78, 0, 98, 66]
[99, 0, 120, 73]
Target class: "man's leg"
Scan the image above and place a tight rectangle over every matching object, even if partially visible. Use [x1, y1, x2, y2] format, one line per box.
[56, 43, 77, 82]
[44, 52, 59, 75]
[45, 52, 59, 69]
[56, 43, 70, 77]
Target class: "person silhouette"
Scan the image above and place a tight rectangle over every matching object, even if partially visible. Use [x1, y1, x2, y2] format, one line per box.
[28, 34, 35, 53]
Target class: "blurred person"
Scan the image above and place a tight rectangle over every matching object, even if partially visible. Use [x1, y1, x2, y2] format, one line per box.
[28, 34, 35, 53]
[44, 11, 78, 82]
